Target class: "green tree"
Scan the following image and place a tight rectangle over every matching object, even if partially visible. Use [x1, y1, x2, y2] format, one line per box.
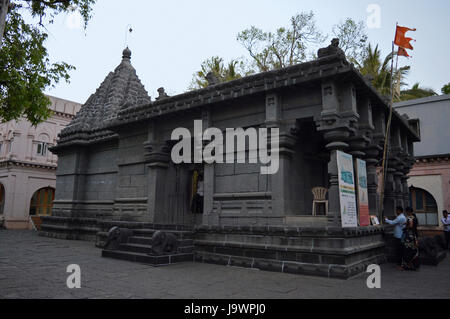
[189, 56, 250, 90]
[0, 0, 95, 125]
[400, 83, 437, 101]
[442, 82, 450, 95]
[237, 11, 325, 72]
[353, 44, 410, 99]
[1, 0, 94, 43]
[332, 18, 368, 64]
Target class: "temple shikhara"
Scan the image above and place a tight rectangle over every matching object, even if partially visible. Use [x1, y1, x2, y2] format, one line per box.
[40, 41, 421, 278]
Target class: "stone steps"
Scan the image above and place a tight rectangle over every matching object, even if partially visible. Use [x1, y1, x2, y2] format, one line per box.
[128, 236, 193, 247]
[132, 229, 194, 239]
[101, 228, 195, 266]
[102, 250, 194, 266]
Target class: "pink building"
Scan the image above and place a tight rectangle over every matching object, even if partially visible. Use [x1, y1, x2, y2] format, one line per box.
[0, 95, 81, 230]
[395, 95, 450, 233]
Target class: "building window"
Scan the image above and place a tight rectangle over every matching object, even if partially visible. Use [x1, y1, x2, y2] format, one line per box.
[29, 187, 55, 216]
[410, 187, 439, 226]
[36, 142, 48, 156]
[9, 139, 13, 153]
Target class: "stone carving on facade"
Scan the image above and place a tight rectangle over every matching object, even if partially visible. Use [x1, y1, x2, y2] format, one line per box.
[103, 226, 134, 250]
[156, 87, 169, 100]
[317, 38, 345, 59]
[150, 231, 178, 255]
[206, 72, 220, 86]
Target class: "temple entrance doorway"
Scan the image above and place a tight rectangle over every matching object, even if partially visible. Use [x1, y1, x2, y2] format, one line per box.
[29, 187, 55, 230]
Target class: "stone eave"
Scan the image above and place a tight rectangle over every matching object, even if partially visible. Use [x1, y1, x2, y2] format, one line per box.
[50, 130, 119, 154]
[106, 54, 350, 129]
[346, 64, 421, 142]
[104, 54, 418, 142]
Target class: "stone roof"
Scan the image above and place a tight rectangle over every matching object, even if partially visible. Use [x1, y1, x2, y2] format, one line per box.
[56, 48, 151, 147]
[106, 52, 419, 142]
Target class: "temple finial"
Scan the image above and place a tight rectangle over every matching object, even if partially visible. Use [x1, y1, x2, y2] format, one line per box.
[122, 47, 131, 61]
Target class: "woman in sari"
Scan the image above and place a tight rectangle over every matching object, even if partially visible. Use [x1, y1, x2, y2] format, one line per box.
[402, 216, 420, 270]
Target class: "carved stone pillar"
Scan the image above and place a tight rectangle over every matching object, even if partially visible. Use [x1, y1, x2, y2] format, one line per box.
[323, 129, 351, 225]
[144, 121, 171, 224]
[383, 163, 397, 218]
[202, 108, 216, 225]
[266, 93, 299, 216]
[316, 80, 358, 226]
[371, 106, 387, 217]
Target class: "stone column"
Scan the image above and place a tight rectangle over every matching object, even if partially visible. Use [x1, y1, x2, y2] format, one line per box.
[371, 107, 387, 217]
[355, 98, 383, 218]
[144, 121, 171, 224]
[391, 126, 405, 210]
[270, 127, 297, 215]
[323, 130, 350, 225]
[316, 81, 357, 226]
[380, 120, 408, 217]
[266, 93, 298, 216]
[201, 108, 216, 225]
[383, 162, 397, 218]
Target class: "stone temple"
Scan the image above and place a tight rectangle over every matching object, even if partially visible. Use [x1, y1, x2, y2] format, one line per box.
[40, 42, 420, 278]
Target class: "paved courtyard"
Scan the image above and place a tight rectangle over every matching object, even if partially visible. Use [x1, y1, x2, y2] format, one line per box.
[0, 230, 449, 299]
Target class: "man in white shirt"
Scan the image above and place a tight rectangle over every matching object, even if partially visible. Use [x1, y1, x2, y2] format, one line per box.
[442, 210, 450, 251]
[385, 206, 407, 268]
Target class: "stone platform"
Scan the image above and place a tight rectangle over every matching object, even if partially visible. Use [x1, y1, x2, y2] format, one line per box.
[194, 225, 387, 279]
[45, 219, 436, 279]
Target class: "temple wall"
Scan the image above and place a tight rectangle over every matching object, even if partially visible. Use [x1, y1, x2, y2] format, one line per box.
[84, 143, 118, 201]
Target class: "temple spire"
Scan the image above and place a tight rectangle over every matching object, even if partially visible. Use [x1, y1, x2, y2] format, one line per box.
[122, 47, 132, 61]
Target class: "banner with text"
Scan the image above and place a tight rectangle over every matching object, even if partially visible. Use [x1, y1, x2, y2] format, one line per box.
[337, 151, 358, 228]
[356, 158, 370, 227]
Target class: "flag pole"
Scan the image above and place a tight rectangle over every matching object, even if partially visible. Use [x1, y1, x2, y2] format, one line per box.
[380, 23, 398, 222]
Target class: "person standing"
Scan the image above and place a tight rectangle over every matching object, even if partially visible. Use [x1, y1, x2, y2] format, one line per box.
[406, 207, 419, 239]
[401, 215, 420, 270]
[442, 210, 450, 251]
[385, 206, 407, 269]
[191, 172, 204, 215]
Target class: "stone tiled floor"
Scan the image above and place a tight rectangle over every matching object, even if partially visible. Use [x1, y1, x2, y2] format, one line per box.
[0, 230, 449, 299]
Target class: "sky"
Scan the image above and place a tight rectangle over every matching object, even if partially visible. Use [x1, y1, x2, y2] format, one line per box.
[31, 0, 450, 104]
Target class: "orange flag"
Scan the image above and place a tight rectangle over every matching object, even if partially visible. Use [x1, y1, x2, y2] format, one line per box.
[395, 25, 416, 50]
[398, 47, 410, 58]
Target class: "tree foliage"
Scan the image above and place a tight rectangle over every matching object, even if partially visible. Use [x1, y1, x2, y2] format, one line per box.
[353, 44, 410, 100]
[14, 0, 94, 27]
[400, 83, 437, 101]
[442, 82, 450, 95]
[237, 11, 325, 72]
[332, 18, 368, 64]
[189, 56, 251, 90]
[0, 0, 95, 125]
[190, 15, 369, 90]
